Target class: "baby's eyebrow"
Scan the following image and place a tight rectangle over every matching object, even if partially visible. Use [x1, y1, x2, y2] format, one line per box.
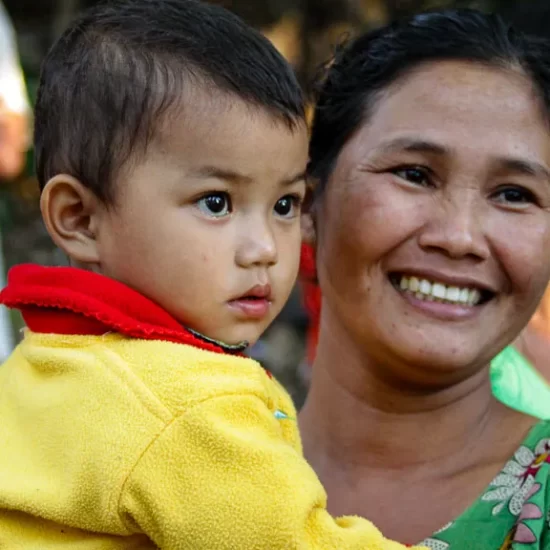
[282, 171, 307, 186]
[190, 166, 307, 186]
[191, 166, 253, 184]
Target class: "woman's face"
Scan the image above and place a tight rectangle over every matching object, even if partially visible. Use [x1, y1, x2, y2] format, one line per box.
[316, 61, 550, 385]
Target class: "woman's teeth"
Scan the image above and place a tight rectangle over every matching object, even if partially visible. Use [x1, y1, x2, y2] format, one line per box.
[397, 275, 481, 306]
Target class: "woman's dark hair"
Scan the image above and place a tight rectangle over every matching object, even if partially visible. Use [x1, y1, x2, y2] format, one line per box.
[308, 9, 550, 192]
[34, 0, 304, 203]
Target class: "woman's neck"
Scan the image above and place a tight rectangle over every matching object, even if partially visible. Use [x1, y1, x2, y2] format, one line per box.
[299, 315, 538, 542]
[299, 317, 529, 473]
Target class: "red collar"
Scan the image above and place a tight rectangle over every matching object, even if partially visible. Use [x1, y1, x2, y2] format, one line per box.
[0, 264, 243, 355]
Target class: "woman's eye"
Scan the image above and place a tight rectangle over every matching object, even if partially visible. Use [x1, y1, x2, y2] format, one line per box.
[393, 167, 431, 187]
[274, 195, 301, 218]
[196, 192, 232, 217]
[493, 186, 537, 206]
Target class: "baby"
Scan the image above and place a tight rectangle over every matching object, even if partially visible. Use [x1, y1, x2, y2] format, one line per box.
[0, 1, 427, 548]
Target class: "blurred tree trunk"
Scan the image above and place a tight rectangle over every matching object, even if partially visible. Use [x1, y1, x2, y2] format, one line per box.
[300, 0, 388, 92]
[52, 0, 81, 39]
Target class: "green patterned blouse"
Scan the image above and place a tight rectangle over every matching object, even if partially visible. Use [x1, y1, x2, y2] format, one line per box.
[418, 420, 550, 550]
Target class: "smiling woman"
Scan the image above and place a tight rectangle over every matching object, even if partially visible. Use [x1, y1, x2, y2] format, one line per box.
[312, 57, 550, 380]
[300, 9, 550, 549]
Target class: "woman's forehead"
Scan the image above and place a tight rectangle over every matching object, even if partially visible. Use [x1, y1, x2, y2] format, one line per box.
[347, 60, 550, 164]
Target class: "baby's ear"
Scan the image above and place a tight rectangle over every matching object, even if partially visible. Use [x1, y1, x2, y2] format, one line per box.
[40, 174, 103, 266]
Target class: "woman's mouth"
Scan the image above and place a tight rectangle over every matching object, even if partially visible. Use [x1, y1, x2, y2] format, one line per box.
[389, 273, 494, 309]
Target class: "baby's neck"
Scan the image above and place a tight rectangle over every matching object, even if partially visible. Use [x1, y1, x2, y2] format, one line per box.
[186, 327, 249, 353]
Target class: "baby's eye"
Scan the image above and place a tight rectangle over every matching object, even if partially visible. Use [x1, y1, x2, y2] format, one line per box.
[274, 195, 302, 219]
[196, 192, 232, 217]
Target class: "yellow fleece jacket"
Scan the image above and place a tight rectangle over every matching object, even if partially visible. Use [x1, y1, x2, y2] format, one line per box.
[0, 331, 424, 549]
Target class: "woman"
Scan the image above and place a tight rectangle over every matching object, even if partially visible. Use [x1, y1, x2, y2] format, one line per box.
[299, 10, 550, 549]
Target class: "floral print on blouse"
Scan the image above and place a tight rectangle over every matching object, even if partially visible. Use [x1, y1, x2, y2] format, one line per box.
[419, 421, 550, 550]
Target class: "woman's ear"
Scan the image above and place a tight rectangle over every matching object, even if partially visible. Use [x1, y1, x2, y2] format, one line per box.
[40, 174, 103, 266]
[301, 179, 318, 245]
[301, 211, 316, 245]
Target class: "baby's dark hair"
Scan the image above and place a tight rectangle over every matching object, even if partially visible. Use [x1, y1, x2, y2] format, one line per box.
[34, 0, 305, 202]
[308, 8, 550, 193]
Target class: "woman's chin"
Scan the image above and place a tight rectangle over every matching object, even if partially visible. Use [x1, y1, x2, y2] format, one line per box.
[373, 331, 496, 387]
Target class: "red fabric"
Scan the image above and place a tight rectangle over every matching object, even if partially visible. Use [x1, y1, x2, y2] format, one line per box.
[0, 264, 234, 355]
[299, 243, 321, 364]
[299, 242, 317, 283]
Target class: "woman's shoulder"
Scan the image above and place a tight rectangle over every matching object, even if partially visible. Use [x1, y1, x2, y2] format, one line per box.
[421, 420, 550, 550]
[481, 419, 550, 512]
[484, 420, 550, 549]
[524, 419, 550, 447]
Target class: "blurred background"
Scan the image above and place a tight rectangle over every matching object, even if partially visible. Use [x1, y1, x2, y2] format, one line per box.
[0, 0, 549, 405]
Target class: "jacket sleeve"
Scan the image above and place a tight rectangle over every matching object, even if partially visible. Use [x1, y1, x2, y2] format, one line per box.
[118, 392, 426, 550]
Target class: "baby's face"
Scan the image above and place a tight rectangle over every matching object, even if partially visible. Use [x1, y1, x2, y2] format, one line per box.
[94, 95, 308, 346]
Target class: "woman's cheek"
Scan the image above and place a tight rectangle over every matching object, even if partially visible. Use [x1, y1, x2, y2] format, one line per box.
[493, 214, 550, 304]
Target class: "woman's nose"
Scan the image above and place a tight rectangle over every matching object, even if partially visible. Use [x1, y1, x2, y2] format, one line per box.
[417, 193, 490, 261]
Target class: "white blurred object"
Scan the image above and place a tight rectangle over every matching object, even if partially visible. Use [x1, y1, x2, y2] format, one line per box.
[0, 2, 29, 115]
[0, 1, 28, 359]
